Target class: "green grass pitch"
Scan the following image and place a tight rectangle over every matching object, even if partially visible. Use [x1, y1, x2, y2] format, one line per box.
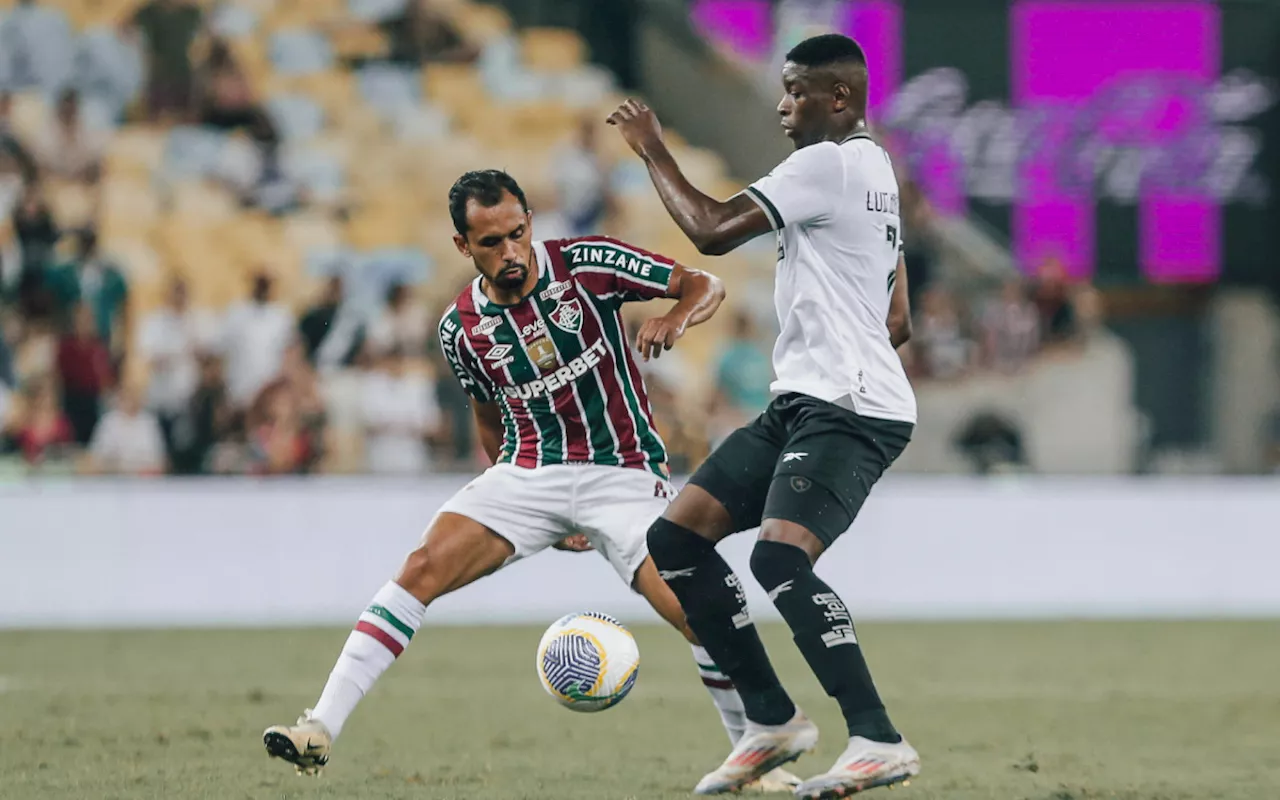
[1, 621, 1277, 799]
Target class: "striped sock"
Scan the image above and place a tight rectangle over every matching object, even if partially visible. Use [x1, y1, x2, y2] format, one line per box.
[692, 644, 747, 745]
[311, 581, 426, 740]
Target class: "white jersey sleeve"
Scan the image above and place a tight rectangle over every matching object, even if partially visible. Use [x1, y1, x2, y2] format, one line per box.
[743, 141, 844, 230]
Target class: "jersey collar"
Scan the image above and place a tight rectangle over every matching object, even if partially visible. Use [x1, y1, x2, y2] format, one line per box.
[839, 131, 876, 144]
[471, 241, 550, 316]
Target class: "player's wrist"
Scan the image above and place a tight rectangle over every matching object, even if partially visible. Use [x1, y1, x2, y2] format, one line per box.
[637, 139, 668, 165]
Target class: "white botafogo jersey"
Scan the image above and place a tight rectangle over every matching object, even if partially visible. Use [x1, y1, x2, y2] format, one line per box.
[742, 131, 916, 424]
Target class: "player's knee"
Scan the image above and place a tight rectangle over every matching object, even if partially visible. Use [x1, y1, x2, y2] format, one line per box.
[395, 546, 446, 604]
[749, 539, 811, 593]
[646, 517, 712, 570]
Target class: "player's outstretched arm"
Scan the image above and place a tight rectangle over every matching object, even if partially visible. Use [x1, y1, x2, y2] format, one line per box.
[634, 263, 725, 362]
[471, 400, 505, 465]
[608, 100, 771, 256]
[887, 253, 912, 349]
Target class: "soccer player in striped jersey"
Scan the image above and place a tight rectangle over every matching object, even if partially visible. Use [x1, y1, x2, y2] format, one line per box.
[262, 169, 801, 793]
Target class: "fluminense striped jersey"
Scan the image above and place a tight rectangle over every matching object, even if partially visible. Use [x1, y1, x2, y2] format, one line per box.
[438, 236, 675, 477]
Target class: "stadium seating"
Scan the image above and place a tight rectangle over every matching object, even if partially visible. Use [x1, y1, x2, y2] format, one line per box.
[0, 0, 777, 475]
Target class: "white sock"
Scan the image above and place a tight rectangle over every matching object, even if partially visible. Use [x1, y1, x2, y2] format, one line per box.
[692, 644, 747, 745]
[311, 581, 427, 740]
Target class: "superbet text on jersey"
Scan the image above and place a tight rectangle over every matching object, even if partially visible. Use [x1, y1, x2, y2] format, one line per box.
[438, 236, 676, 477]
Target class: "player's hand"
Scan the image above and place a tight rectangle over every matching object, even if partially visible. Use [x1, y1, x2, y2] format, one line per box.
[635, 312, 686, 361]
[607, 99, 664, 160]
[552, 534, 594, 552]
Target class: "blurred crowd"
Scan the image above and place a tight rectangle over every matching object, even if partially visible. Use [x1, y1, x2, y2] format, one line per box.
[0, 0, 1106, 479]
[0, 0, 485, 476]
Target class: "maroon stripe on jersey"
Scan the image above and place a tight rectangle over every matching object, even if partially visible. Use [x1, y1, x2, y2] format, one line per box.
[504, 301, 593, 463]
[455, 287, 538, 467]
[612, 304, 662, 460]
[569, 268, 616, 297]
[546, 246, 642, 459]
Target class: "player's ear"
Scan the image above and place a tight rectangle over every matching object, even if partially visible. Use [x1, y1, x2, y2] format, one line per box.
[831, 80, 851, 113]
[453, 233, 471, 258]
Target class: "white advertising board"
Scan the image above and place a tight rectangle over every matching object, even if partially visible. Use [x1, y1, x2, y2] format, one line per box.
[2, 476, 1278, 627]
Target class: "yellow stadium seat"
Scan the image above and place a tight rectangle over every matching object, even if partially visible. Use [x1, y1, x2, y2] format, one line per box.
[330, 23, 388, 60]
[346, 208, 410, 249]
[104, 126, 167, 177]
[519, 28, 585, 73]
[170, 181, 239, 223]
[104, 236, 165, 284]
[284, 213, 343, 254]
[9, 93, 47, 144]
[46, 180, 97, 230]
[423, 63, 485, 114]
[100, 178, 160, 233]
[449, 2, 512, 45]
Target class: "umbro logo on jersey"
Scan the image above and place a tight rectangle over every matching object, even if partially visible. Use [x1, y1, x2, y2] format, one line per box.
[782, 452, 808, 462]
[485, 344, 515, 368]
[539, 280, 572, 301]
[471, 316, 502, 336]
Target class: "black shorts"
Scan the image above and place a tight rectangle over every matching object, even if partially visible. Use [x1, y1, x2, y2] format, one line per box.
[689, 393, 913, 547]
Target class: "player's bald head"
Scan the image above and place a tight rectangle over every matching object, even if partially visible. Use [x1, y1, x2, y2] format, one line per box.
[783, 33, 868, 117]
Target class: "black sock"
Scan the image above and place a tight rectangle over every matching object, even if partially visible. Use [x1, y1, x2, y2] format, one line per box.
[647, 518, 796, 726]
[750, 540, 901, 743]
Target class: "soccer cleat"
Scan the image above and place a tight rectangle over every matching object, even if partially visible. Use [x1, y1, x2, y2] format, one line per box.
[742, 766, 804, 793]
[694, 710, 819, 795]
[794, 735, 920, 798]
[263, 710, 332, 776]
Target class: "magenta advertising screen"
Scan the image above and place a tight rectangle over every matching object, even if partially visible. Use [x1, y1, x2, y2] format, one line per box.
[690, 0, 1275, 284]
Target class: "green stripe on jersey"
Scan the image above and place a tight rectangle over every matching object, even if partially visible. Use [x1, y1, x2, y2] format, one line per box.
[591, 299, 667, 470]
[495, 315, 564, 465]
[534, 294, 621, 465]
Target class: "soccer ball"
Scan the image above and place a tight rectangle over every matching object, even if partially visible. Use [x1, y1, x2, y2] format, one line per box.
[536, 612, 640, 712]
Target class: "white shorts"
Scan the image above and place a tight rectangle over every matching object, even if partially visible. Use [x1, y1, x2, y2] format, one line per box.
[437, 462, 675, 585]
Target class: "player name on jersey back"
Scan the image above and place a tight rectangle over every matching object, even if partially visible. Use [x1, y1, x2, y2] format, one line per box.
[438, 238, 677, 477]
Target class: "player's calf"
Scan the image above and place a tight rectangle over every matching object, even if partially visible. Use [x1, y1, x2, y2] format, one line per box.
[750, 537, 900, 745]
[647, 517, 796, 727]
[263, 514, 513, 771]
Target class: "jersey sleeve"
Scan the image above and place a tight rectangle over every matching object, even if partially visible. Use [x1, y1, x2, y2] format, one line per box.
[743, 141, 844, 230]
[553, 236, 675, 305]
[437, 308, 492, 403]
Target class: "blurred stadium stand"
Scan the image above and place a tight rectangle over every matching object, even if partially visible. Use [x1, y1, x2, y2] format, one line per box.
[0, 0, 1278, 478]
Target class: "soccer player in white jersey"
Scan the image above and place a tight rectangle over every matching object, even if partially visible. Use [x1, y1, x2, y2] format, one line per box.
[608, 34, 919, 797]
[261, 169, 801, 793]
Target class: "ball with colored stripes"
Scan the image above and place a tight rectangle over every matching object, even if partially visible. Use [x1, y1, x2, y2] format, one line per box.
[536, 612, 640, 712]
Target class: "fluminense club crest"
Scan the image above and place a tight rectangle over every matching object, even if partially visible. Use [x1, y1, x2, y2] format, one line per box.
[548, 298, 584, 334]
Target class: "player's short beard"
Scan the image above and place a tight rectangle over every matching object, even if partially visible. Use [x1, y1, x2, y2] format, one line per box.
[489, 262, 528, 292]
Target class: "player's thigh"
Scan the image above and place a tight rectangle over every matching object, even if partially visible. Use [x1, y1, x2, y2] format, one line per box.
[573, 465, 675, 587]
[762, 400, 914, 551]
[431, 462, 573, 569]
[673, 405, 787, 539]
[398, 512, 516, 600]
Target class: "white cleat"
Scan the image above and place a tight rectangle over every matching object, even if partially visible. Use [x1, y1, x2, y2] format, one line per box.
[263, 710, 332, 776]
[694, 710, 819, 795]
[794, 736, 920, 798]
[742, 766, 804, 793]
